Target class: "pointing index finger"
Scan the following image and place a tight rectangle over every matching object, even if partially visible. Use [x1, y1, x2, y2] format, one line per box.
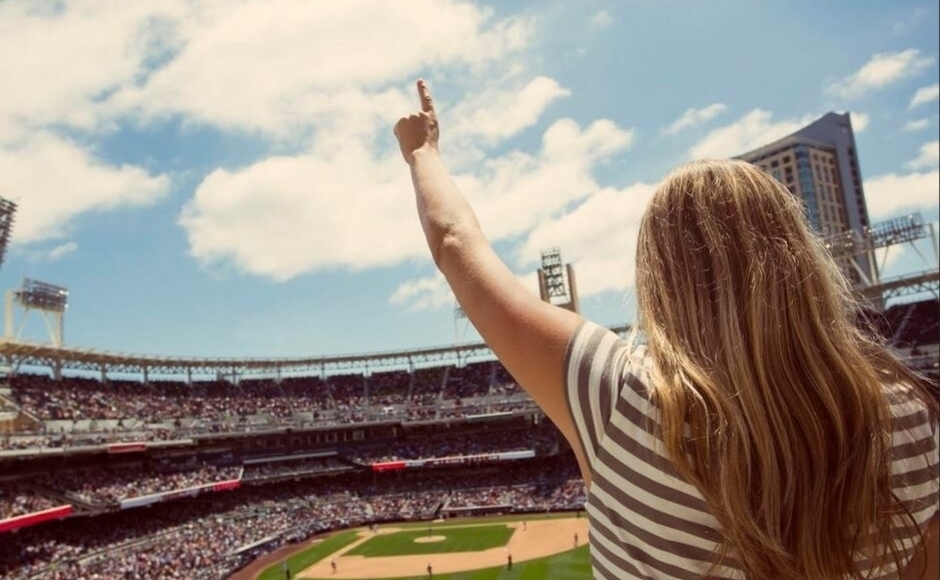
[417, 79, 434, 113]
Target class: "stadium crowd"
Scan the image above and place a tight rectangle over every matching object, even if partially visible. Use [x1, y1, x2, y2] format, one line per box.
[349, 427, 559, 464]
[1, 428, 558, 522]
[241, 456, 350, 481]
[4, 359, 541, 442]
[41, 463, 241, 506]
[0, 487, 58, 520]
[0, 458, 583, 580]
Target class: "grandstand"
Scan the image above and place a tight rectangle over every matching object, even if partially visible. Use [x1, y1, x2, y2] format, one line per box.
[0, 325, 615, 579]
[0, 203, 936, 579]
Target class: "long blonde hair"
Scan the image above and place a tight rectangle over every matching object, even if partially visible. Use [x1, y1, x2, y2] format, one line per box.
[634, 159, 937, 579]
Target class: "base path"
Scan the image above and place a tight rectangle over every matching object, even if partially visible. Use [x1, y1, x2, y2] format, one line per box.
[299, 518, 589, 579]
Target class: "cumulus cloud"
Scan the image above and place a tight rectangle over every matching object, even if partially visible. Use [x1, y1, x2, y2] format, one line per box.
[183, 116, 634, 284]
[46, 242, 78, 261]
[909, 83, 940, 109]
[1, 133, 169, 245]
[688, 109, 817, 159]
[588, 10, 614, 29]
[514, 182, 657, 295]
[0, 1, 186, 140]
[448, 76, 571, 147]
[826, 49, 934, 99]
[864, 170, 939, 220]
[0, 1, 176, 245]
[852, 112, 870, 132]
[906, 141, 940, 171]
[107, 0, 533, 139]
[389, 274, 454, 311]
[390, 178, 657, 312]
[662, 103, 727, 136]
[904, 118, 932, 132]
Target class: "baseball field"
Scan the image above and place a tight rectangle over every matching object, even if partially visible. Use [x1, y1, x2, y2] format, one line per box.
[251, 513, 593, 580]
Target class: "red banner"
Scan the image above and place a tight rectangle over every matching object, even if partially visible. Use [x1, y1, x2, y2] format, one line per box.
[107, 442, 147, 454]
[371, 461, 406, 473]
[212, 479, 241, 492]
[0, 505, 72, 533]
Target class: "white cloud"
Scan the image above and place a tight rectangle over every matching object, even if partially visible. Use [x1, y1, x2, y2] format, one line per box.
[588, 10, 614, 29]
[108, 0, 534, 139]
[864, 170, 939, 220]
[449, 76, 571, 147]
[904, 118, 932, 132]
[389, 274, 454, 311]
[1, 133, 169, 245]
[826, 49, 934, 99]
[662, 103, 727, 136]
[391, 179, 658, 312]
[0, 1, 187, 141]
[852, 112, 870, 132]
[46, 242, 78, 261]
[182, 117, 635, 283]
[906, 141, 940, 171]
[909, 83, 940, 109]
[688, 109, 816, 160]
[458, 119, 634, 241]
[0, 1, 176, 245]
[180, 144, 421, 281]
[514, 182, 657, 296]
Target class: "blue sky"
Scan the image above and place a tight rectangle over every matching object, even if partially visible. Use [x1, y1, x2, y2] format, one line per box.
[2, 0, 938, 359]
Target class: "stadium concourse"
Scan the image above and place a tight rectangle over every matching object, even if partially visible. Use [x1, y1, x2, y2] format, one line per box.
[0, 302, 937, 579]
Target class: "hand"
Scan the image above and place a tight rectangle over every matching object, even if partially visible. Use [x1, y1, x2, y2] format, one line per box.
[394, 79, 440, 164]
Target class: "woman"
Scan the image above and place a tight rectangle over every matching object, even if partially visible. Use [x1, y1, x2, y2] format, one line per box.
[394, 80, 939, 579]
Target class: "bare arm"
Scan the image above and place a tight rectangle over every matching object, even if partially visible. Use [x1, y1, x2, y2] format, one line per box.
[395, 80, 591, 483]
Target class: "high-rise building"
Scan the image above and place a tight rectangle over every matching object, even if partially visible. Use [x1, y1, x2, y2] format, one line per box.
[737, 112, 875, 285]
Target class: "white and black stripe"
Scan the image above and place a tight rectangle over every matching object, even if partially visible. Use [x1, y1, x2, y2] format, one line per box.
[564, 321, 940, 579]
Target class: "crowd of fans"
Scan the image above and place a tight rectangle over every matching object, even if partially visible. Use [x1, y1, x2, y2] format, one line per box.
[0, 458, 583, 580]
[0, 488, 58, 521]
[4, 359, 541, 444]
[349, 427, 559, 464]
[0, 462, 240, 512]
[1, 426, 557, 522]
[241, 456, 350, 482]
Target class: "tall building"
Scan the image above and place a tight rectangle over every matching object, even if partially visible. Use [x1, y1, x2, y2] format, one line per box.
[737, 112, 875, 285]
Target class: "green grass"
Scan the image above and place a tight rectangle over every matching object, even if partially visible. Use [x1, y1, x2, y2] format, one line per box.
[254, 514, 594, 580]
[392, 511, 581, 530]
[256, 530, 360, 580]
[379, 545, 592, 580]
[345, 525, 514, 557]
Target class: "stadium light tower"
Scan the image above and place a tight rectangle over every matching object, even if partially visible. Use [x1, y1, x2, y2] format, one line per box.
[0, 197, 16, 273]
[537, 248, 580, 314]
[5, 278, 69, 347]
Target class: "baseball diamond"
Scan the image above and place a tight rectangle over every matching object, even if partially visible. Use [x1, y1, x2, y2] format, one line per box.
[247, 514, 592, 580]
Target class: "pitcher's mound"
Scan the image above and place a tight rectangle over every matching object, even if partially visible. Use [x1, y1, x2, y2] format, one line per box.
[413, 536, 446, 543]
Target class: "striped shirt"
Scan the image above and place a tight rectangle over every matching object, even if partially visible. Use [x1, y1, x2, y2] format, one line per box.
[564, 320, 940, 580]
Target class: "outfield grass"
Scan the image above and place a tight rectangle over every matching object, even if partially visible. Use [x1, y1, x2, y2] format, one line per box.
[345, 525, 514, 557]
[392, 511, 580, 530]
[255, 514, 593, 580]
[256, 530, 360, 580]
[379, 545, 593, 580]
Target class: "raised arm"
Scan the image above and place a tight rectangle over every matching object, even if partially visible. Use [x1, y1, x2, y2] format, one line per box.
[394, 80, 590, 482]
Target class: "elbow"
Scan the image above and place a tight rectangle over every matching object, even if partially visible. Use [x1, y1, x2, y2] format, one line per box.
[430, 228, 461, 270]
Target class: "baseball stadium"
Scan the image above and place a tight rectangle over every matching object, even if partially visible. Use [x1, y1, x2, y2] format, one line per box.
[1, 114, 938, 580]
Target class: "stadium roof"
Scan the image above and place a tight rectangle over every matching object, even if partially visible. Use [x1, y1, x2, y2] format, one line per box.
[0, 324, 631, 378]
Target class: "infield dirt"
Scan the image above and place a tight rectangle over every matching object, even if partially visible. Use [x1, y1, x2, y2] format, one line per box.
[298, 518, 589, 579]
